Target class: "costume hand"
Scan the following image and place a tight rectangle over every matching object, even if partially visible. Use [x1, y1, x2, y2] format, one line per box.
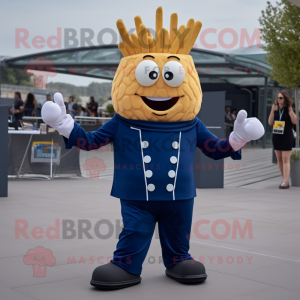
[229, 110, 264, 151]
[41, 92, 74, 138]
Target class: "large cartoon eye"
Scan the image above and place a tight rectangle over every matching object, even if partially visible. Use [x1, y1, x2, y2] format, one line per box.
[135, 60, 160, 86]
[162, 61, 185, 87]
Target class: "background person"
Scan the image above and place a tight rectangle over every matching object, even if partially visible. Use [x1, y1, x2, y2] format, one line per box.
[23, 93, 38, 116]
[268, 90, 297, 189]
[11, 91, 24, 121]
[225, 106, 233, 136]
[67, 96, 76, 118]
[78, 105, 87, 117]
[225, 106, 232, 123]
[77, 105, 87, 124]
[231, 108, 237, 122]
[86, 96, 98, 117]
[46, 94, 52, 101]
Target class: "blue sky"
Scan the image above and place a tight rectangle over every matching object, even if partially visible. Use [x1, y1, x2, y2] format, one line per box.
[0, 0, 278, 86]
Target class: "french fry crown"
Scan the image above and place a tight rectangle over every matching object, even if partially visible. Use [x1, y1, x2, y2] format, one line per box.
[117, 6, 202, 57]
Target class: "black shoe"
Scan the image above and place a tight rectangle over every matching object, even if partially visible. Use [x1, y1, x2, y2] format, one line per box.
[166, 259, 207, 284]
[90, 263, 141, 290]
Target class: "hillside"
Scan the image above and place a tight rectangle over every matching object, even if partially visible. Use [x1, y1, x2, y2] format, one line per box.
[47, 81, 112, 104]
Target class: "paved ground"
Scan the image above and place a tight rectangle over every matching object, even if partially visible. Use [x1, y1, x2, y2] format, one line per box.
[1, 149, 300, 300]
[224, 147, 281, 187]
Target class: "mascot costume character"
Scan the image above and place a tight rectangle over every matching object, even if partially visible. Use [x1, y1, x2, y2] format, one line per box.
[42, 7, 264, 290]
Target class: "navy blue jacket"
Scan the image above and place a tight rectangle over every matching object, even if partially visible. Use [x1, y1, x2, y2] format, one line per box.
[65, 114, 241, 201]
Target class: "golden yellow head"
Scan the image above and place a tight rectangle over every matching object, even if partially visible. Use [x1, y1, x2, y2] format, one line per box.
[112, 7, 203, 122]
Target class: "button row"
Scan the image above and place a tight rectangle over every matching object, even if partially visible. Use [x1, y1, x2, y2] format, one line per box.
[143, 140, 178, 194]
[143, 140, 179, 150]
[144, 155, 177, 165]
[147, 183, 174, 192]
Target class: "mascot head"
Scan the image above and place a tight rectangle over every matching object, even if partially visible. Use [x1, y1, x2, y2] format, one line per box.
[112, 7, 202, 122]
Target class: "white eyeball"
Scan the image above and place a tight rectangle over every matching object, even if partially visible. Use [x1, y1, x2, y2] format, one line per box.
[162, 61, 185, 87]
[135, 60, 160, 86]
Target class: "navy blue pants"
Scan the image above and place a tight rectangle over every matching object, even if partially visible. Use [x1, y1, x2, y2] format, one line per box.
[111, 199, 194, 275]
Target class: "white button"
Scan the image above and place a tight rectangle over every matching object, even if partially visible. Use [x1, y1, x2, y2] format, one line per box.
[145, 170, 153, 178]
[172, 141, 179, 149]
[168, 170, 175, 178]
[166, 184, 174, 192]
[148, 184, 155, 192]
[142, 141, 149, 149]
[144, 155, 151, 163]
[170, 156, 177, 164]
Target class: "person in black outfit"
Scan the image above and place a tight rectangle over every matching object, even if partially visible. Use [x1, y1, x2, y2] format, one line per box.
[23, 93, 38, 116]
[268, 90, 297, 189]
[86, 96, 98, 117]
[12, 91, 24, 121]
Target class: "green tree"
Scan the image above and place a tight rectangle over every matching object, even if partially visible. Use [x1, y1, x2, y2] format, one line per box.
[1, 68, 33, 86]
[259, 0, 300, 146]
[72, 91, 82, 104]
[106, 103, 115, 114]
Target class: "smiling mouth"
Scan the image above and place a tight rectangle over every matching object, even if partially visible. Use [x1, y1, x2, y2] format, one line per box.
[138, 95, 181, 112]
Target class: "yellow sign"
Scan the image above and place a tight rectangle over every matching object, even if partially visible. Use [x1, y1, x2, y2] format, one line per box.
[273, 121, 285, 134]
[32, 141, 59, 146]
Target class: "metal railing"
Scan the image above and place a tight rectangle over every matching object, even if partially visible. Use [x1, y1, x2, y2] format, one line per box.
[14, 117, 234, 137]
[74, 116, 112, 125]
[22, 116, 43, 120]
[13, 116, 112, 127]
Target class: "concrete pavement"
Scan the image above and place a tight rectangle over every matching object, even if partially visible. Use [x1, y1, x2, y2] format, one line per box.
[1, 148, 300, 300]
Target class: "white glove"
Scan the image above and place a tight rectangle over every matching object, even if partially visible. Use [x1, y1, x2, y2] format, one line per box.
[229, 110, 264, 151]
[41, 93, 74, 138]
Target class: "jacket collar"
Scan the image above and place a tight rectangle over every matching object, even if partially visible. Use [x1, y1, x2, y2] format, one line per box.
[115, 113, 198, 133]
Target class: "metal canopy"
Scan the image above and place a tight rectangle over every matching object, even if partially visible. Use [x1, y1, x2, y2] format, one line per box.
[0, 45, 272, 84]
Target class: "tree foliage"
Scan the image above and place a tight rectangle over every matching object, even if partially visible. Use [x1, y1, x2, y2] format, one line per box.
[106, 103, 115, 114]
[47, 81, 112, 104]
[259, 0, 300, 89]
[72, 91, 82, 103]
[1, 67, 33, 86]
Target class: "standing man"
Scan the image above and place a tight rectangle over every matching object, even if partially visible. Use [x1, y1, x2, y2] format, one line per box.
[67, 96, 76, 118]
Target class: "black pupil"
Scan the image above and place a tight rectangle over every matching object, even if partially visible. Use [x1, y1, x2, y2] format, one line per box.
[164, 71, 173, 81]
[149, 71, 158, 80]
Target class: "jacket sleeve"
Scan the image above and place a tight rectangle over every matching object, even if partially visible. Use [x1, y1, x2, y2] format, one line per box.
[196, 118, 241, 160]
[63, 115, 119, 151]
